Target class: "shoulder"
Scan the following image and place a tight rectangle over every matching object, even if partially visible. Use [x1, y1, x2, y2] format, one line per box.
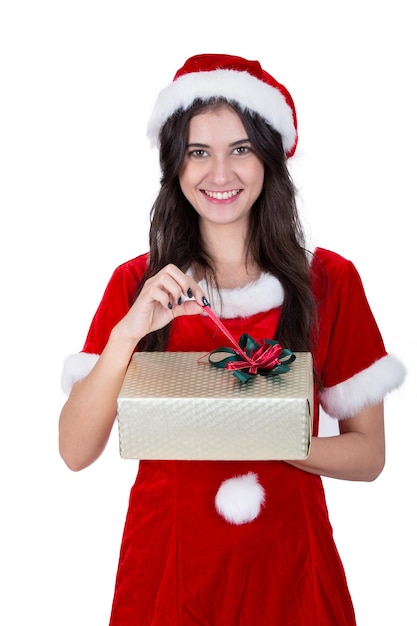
[310, 247, 364, 300]
[111, 252, 150, 282]
[104, 253, 149, 299]
[311, 246, 357, 276]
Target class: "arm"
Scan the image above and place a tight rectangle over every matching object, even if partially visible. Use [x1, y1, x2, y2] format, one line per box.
[287, 401, 385, 482]
[59, 264, 207, 471]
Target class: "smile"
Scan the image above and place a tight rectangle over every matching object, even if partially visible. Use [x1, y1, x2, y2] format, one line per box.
[203, 189, 240, 200]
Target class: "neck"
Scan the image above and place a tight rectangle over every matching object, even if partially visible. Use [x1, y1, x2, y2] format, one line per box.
[196, 221, 260, 289]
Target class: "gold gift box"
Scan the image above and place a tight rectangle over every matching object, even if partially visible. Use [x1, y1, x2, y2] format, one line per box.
[117, 351, 313, 461]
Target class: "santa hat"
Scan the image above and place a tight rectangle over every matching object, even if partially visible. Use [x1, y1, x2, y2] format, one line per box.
[147, 53, 298, 158]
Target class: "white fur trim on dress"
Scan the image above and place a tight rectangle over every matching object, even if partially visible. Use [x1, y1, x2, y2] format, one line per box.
[61, 352, 100, 396]
[147, 69, 297, 155]
[215, 472, 265, 524]
[189, 272, 284, 319]
[319, 354, 406, 420]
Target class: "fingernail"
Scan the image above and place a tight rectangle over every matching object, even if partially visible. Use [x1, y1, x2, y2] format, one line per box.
[168, 302, 173, 310]
[187, 288, 193, 298]
[202, 296, 210, 307]
[177, 297, 182, 305]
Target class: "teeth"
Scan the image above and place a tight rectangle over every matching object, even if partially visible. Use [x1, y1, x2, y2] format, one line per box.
[205, 190, 239, 200]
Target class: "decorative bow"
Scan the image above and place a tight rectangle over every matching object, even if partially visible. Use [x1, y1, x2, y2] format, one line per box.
[201, 303, 295, 383]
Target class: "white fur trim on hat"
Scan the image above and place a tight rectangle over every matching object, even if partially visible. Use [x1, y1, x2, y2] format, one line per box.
[215, 472, 265, 524]
[61, 352, 100, 396]
[147, 69, 297, 155]
[319, 354, 406, 420]
[187, 271, 284, 319]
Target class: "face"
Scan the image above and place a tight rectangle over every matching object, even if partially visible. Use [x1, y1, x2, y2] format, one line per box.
[179, 105, 264, 232]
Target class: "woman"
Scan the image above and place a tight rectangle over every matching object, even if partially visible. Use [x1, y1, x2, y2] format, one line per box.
[59, 54, 406, 625]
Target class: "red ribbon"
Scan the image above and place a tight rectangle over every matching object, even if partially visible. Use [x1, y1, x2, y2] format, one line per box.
[200, 303, 295, 382]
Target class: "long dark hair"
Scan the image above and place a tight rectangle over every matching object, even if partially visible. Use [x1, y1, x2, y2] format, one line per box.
[137, 98, 316, 352]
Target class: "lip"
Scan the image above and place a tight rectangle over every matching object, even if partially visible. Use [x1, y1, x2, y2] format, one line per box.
[201, 189, 242, 203]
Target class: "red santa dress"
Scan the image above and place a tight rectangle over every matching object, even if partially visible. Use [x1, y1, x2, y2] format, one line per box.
[62, 247, 405, 626]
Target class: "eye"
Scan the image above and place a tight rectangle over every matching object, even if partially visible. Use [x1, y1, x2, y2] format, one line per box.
[233, 145, 251, 155]
[189, 149, 209, 158]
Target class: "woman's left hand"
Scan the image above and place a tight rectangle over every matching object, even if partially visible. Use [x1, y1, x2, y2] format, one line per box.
[287, 402, 385, 482]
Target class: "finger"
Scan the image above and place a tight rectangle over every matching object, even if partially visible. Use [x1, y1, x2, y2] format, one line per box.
[170, 299, 205, 319]
[144, 272, 183, 309]
[144, 264, 209, 313]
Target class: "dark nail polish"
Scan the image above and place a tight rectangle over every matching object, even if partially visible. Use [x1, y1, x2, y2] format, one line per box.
[202, 296, 210, 307]
[177, 297, 182, 305]
[168, 302, 173, 310]
[187, 288, 193, 298]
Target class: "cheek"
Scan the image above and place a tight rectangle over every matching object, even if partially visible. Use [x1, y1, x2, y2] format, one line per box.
[249, 166, 265, 197]
[245, 158, 264, 183]
[178, 164, 195, 194]
[178, 171, 200, 209]
[178, 171, 190, 199]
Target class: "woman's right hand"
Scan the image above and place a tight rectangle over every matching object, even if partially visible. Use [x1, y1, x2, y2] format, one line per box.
[113, 263, 208, 346]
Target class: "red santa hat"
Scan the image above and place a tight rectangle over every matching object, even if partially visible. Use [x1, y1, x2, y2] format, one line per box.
[147, 53, 298, 158]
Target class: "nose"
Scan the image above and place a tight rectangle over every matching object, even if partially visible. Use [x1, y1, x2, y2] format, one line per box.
[209, 155, 233, 186]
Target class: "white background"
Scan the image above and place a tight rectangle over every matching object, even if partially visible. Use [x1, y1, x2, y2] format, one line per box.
[1, 1, 415, 624]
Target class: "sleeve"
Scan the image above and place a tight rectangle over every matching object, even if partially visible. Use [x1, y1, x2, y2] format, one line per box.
[82, 262, 141, 355]
[61, 255, 148, 395]
[312, 249, 406, 419]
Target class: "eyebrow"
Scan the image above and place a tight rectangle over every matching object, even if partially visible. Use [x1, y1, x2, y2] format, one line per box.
[186, 138, 251, 149]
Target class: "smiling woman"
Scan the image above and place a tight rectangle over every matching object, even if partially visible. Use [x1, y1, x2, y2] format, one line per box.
[179, 105, 265, 237]
[58, 53, 406, 625]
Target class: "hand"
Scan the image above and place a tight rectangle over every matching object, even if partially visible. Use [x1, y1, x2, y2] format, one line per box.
[114, 264, 207, 345]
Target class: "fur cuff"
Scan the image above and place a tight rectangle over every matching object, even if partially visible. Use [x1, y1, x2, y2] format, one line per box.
[215, 472, 265, 524]
[319, 354, 406, 420]
[61, 352, 100, 395]
[190, 272, 284, 319]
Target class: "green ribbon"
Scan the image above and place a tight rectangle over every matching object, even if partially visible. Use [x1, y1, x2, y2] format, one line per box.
[207, 333, 296, 383]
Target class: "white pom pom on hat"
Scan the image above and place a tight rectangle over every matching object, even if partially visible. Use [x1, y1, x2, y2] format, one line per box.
[147, 53, 298, 158]
[215, 472, 265, 525]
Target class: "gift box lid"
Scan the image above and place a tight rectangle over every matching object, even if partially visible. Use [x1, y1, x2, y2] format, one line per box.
[117, 351, 313, 461]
